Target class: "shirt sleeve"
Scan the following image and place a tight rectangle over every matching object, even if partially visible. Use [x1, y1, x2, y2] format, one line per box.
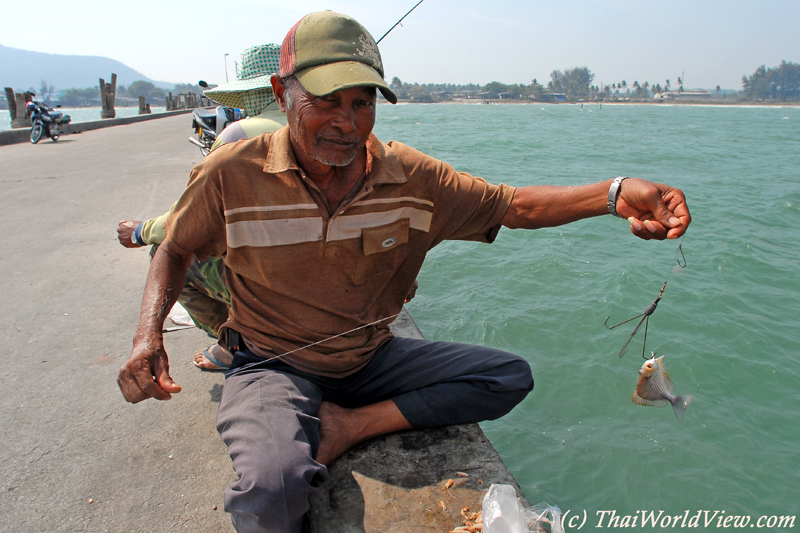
[139, 203, 176, 245]
[390, 141, 515, 247]
[164, 159, 228, 260]
[210, 122, 246, 152]
[434, 169, 515, 244]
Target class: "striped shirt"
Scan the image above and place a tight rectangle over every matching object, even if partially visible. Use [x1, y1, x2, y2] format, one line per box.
[167, 125, 515, 377]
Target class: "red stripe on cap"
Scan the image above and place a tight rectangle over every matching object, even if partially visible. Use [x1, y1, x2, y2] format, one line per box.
[279, 19, 303, 77]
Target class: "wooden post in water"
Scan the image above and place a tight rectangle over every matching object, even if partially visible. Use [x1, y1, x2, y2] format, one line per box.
[10, 90, 34, 129]
[4, 88, 18, 126]
[138, 96, 151, 115]
[5, 87, 31, 129]
[99, 74, 117, 119]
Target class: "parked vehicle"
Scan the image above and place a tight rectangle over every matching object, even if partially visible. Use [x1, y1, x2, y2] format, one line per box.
[27, 98, 71, 144]
[188, 81, 245, 155]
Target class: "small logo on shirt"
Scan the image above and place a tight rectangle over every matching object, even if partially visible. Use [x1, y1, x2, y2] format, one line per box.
[382, 237, 397, 248]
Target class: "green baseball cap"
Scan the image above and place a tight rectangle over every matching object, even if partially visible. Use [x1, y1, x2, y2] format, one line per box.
[279, 11, 397, 104]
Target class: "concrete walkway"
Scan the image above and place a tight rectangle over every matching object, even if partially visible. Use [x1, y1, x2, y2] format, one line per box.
[0, 116, 526, 532]
[1, 114, 237, 531]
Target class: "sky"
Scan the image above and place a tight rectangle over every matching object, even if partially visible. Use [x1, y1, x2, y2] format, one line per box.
[2, 0, 798, 91]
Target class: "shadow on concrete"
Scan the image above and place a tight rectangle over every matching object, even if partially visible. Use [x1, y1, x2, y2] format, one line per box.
[209, 383, 224, 403]
[32, 139, 78, 145]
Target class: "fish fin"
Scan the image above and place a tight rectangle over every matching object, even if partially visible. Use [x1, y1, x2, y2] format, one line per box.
[662, 373, 675, 394]
[632, 391, 669, 407]
[670, 394, 694, 421]
[656, 356, 676, 394]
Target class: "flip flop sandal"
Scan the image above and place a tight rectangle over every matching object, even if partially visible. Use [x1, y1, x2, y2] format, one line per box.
[193, 344, 230, 371]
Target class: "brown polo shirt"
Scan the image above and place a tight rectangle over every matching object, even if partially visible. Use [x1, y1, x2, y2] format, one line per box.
[166, 126, 515, 377]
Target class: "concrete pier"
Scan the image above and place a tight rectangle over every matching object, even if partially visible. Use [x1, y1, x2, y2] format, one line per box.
[0, 108, 195, 146]
[0, 114, 526, 532]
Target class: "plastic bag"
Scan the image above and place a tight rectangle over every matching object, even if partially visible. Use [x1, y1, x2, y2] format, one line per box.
[483, 484, 527, 533]
[167, 302, 195, 326]
[482, 484, 563, 533]
[525, 502, 563, 533]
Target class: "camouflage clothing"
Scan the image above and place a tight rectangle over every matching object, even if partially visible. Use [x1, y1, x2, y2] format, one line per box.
[150, 245, 230, 337]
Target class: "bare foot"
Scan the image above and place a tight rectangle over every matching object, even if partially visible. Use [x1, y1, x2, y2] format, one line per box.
[315, 400, 412, 466]
[316, 402, 358, 466]
[192, 344, 230, 370]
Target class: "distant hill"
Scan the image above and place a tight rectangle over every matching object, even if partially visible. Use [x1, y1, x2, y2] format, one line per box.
[0, 44, 174, 93]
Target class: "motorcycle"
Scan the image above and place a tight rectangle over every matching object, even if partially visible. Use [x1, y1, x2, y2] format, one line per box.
[188, 80, 246, 156]
[27, 98, 71, 144]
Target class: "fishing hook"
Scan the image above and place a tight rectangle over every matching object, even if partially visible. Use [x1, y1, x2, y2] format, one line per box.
[604, 279, 667, 359]
[675, 243, 686, 269]
[604, 240, 686, 359]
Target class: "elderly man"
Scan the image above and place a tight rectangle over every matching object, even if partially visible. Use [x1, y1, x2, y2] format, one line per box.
[117, 11, 690, 533]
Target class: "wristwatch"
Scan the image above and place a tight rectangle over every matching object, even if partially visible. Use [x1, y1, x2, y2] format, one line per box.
[607, 176, 629, 218]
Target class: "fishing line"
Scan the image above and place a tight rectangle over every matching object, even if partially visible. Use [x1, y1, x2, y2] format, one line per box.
[605, 235, 687, 359]
[256, 262, 543, 365]
[213, 237, 686, 366]
[462, 0, 483, 85]
[147, 393, 172, 435]
[259, 313, 402, 364]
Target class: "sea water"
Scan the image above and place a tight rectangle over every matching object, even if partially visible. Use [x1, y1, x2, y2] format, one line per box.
[373, 103, 800, 529]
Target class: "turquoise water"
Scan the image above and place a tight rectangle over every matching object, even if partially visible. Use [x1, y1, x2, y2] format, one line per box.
[374, 103, 800, 529]
[0, 106, 168, 131]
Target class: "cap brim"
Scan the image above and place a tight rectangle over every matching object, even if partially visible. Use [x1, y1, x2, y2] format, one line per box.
[295, 61, 397, 104]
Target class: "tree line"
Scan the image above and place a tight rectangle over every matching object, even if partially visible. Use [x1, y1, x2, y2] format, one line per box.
[16, 60, 800, 106]
[390, 61, 799, 103]
[741, 61, 800, 101]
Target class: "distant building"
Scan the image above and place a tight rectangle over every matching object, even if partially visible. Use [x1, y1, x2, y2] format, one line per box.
[665, 89, 713, 100]
[536, 93, 566, 102]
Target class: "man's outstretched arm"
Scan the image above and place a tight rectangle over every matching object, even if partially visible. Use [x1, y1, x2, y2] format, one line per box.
[117, 240, 194, 403]
[502, 177, 690, 240]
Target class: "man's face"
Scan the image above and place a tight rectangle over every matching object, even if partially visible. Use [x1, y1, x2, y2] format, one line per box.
[282, 81, 377, 167]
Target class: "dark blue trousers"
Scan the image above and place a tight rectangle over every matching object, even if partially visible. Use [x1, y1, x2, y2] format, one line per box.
[216, 336, 533, 532]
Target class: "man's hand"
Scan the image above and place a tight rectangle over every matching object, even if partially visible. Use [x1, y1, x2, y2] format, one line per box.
[616, 178, 691, 240]
[118, 220, 144, 248]
[117, 338, 182, 403]
[404, 279, 419, 303]
[117, 241, 192, 403]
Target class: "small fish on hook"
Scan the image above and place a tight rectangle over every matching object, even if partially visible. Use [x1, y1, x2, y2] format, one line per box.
[632, 353, 693, 421]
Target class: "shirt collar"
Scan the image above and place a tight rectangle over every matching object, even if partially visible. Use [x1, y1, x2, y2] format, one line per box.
[264, 126, 407, 187]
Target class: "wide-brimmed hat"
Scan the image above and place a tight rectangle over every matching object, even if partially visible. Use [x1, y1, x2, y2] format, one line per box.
[204, 44, 281, 110]
[279, 11, 397, 104]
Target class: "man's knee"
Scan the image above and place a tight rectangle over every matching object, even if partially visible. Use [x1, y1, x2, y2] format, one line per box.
[224, 442, 322, 532]
[476, 352, 533, 421]
[217, 369, 326, 531]
[503, 354, 534, 394]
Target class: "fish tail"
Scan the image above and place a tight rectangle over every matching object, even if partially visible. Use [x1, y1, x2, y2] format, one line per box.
[670, 394, 694, 421]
